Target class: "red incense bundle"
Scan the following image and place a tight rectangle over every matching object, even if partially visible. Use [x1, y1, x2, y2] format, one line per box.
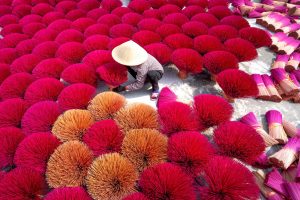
[282, 120, 300, 137]
[269, 137, 300, 169]
[272, 54, 289, 69]
[253, 170, 283, 199]
[265, 168, 287, 196]
[283, 182, 300, 200]
[265, 110, 288, 144]
[286, 53, 300, 71]
[241, 112, 278, 146]
[271, 68, 300, 95]
[252, 74, 271, 100]
[261, 75, 282, 102]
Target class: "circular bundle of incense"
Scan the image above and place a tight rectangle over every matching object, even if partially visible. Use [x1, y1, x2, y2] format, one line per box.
[240, 112, 278, 146]
[271, 68, 300, 96]
[265, 110, 288, 144]
[252, 74, 271, 100]
[269, 137, 300, 169]
[261, 75, 282, 102]
[271, 54, 289, 69]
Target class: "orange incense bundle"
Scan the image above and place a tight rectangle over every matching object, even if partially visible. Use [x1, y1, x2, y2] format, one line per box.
[261, 75, 282, 102]
[240, 112, 278, 146]
[252, 74, 271, 100]
[265, 110, 288, 144]
[269, 137, 300, 169]
[271, 68, 300, 96]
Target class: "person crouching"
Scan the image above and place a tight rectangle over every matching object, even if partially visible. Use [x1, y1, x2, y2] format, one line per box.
[112, 40, 164, 100]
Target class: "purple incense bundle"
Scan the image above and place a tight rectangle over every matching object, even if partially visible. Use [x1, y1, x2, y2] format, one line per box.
[283, 182, 300, 200]
[252, 74, 271, 100]
[240, 112, 278, 146]
[253, 170, 283, 199]
[286, 53, 300, 72]
[282, 120, 300, 137]
[262, 74, 282, 102]
[289, 73, 300, 88]
[269, 137, 300, 169]
[272, 54, 289, 69]
[265, 168, 287, 196]
[271, 68, 300, 95]
[265, 110, 288, 144]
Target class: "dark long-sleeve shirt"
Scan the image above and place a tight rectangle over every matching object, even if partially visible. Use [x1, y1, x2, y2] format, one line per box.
[126, 54, 163, 91]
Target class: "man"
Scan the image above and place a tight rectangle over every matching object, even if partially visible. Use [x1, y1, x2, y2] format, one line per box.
[112, 40, 164, 100]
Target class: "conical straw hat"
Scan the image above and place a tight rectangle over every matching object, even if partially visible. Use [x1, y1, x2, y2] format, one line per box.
[112, 40, 148, 66]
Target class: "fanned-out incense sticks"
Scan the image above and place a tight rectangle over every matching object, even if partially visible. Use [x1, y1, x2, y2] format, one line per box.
[252, 74, 271, 100]
[269, 137, 300, 169]
[266, 110, 288, 144]
[240, 112, 278, 146]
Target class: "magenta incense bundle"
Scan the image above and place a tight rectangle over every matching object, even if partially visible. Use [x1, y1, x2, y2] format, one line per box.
[282, 120, 300, 137]
[286, 53, 300, 71]
[273, 37, 295, 52]
[240, 112, 278, 146]
[280, 39, 300, 55]
[254, 152, 272, 168]
[262, 74, 282, 102]
[269, 137, 300, 169]
[252, 74, 271, 100]
[265, 168, 287, 196]
[278, 23, 300, 34]
[269, 18, 291, 32]
[272, 54, 289, 69]
[253, 170, 283, 199]
[249, 10, 271, 18]
[258, 13, 282, 26]
[265, 110, 288, 144]
[283, 182, 300, 200]
[289, 73, 300, 88]
[271, 68, 300, 95]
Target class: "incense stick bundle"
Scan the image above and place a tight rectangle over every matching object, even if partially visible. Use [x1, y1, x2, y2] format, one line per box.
[282, 165, 297, 182]
[249, 10, 272, 18]
[265, 110, 288, 144]
[252, 74, 271, 100]
[265, 168, 287, 196]
[289, 29, 300, 39]
[269, 137, 300, 169]
[273, 37, 294, 52]
[277, 23, 300, 34]
[268, 18, 291, 32]
[286, 53, 300, 72]
[283, 182, 300, 200]
[271, 68, 300, 95]
[257, 13, 282, 26]
[253, 170, 283, 199]
[272, 54, 289, 69]
[280, 40, 300, 55]
[282, 120, 300, 137]
[240, 112, 278, 146]
[254, 152, 272, 168]
[262, 75, 282, 102]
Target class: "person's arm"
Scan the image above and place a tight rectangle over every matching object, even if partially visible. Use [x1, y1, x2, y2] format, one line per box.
[125, 69, 147, 91]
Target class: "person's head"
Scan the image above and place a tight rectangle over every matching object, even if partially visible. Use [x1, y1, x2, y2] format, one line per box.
[112, 40, 148, 66]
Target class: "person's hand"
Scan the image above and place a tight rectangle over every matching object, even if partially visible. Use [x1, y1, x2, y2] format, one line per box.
[113, 85, 126, 93]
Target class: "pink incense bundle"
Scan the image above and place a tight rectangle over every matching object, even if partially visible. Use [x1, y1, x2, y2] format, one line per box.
[268, 17, 291, 32]
[156, 87, 177, 109]
[271, 32, 287, 47]
[257, 13, 283, 26]
[265, 168, 287, 197]
[283, 182, 300, 200]
[279, 39, 300, 55]
[271, 68, 300, 95]
[272, 54, 289, 69]
[261, 74, 282, 102]
[253, 170, 283, 199]
[240, 112, 278, 146]
[269, 136, 300, 169]
[286, 53, 300, 72]
[277, 23, 300, 34]
[271, 37, 294, 53]
[252, 74, 271, 100]
[282, 120, 300, 137]
[265, 110, 288, 144]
